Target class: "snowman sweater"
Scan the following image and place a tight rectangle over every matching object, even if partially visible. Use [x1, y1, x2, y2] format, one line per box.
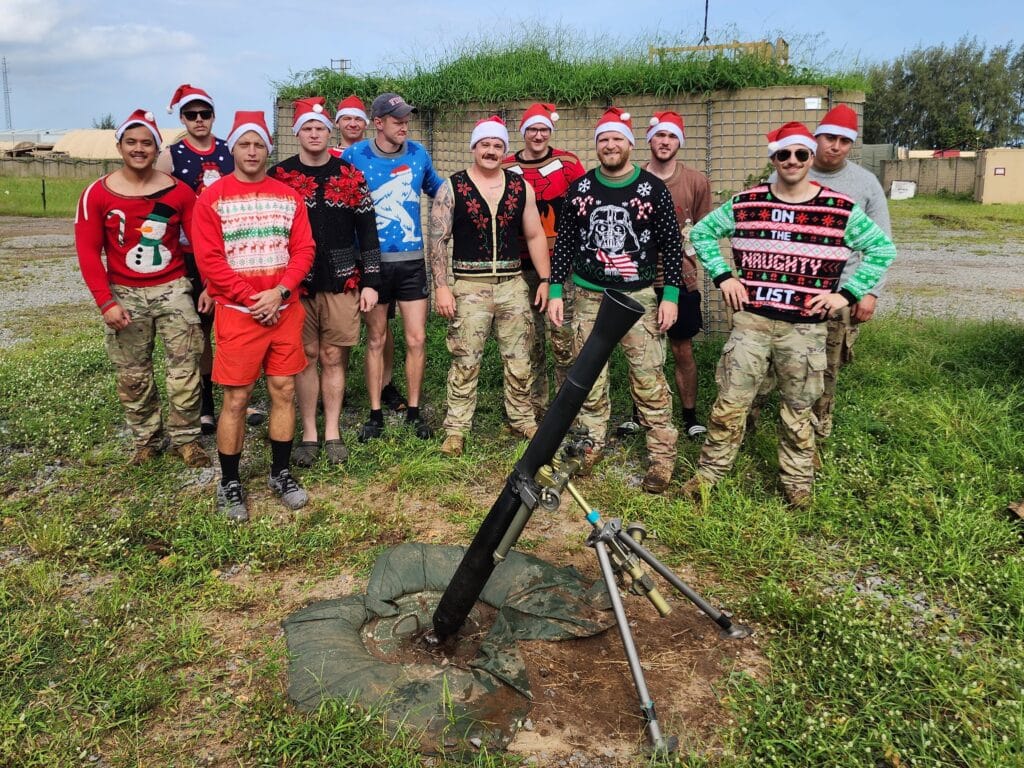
[690, 184, 896, 323]
[75, 175, 196, 311]
[550, 165, 683, 302]
[342, 139, 444, 262]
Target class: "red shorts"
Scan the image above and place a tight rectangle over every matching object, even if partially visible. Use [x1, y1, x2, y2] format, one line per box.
[212, 302, 307, 386]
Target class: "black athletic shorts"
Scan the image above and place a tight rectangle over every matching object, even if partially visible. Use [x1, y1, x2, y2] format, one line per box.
[655, 287, 702, 341]
[378, 260, 430, 306]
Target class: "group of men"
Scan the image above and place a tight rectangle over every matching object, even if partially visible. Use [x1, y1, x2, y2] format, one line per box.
[75, 80, 895, 520]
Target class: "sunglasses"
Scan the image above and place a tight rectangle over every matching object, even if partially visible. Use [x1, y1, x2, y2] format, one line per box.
[182, 109, 213, 121]
[773, 148, 811, 162]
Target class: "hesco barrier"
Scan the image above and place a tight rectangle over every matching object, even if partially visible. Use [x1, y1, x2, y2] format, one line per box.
[275, 86, 865, 335]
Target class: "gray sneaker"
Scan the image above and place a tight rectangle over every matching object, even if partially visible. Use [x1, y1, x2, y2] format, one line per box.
[217, 480, 249, 522]
[268, 468, 309, 510]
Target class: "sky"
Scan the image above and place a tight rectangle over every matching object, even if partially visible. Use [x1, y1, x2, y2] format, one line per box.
[1, 0, 1022, 132]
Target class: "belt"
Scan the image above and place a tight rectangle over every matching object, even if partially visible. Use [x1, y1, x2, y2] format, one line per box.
[456, 274, 521, 284]
[223, 302, 292, 314]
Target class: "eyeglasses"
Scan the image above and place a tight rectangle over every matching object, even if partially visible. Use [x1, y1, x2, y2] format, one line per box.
[182, 109, 213, 121]
[773, 148, 811, 162]
[525, 126, 551, 136]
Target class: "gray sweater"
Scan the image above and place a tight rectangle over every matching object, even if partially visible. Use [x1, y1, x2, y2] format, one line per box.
[769, 161, 892, 296]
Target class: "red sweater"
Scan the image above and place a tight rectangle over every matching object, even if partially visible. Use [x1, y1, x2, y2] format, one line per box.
[74, 175, 195, 310]
[191, 174, 315, 307]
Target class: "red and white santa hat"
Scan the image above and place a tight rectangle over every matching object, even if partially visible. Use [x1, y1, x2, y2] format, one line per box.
[519, 103, 559, 134]
[766, 121, 817, 157]
[335, 94, 368, 123]
[470, 115, 510, 149]
[815, 104, 858, 141]
[646, 111, 685, 144]
[115, 109, 162, 148]
[166, 83, 214, 114]
[594, 107, 634, 146]
[291, 97, 334, 135]
[227, 110, 274, 153]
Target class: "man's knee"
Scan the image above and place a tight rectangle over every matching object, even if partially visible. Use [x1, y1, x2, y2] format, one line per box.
[221, 385, 253, 415]
[319, 344, 343, 368]
[267, 376, 296, 403]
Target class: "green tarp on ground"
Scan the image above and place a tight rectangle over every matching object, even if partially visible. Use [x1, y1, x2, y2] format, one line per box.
[283, 542, 613, 747]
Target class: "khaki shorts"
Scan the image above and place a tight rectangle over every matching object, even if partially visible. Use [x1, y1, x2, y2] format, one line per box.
[301, 290, 361, 348]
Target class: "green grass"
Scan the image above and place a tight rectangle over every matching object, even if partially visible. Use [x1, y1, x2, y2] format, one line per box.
[0, 176, 90, 218]
[278, 31, 865, 111]
[890, 194, 1024, 245]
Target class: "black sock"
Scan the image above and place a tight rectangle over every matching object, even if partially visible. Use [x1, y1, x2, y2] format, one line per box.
[369, 408, 384, 424]
[201, 374, 215, 416]
[270, 440, 292, 476]
[219, 452, 241, 485]
[683, 407, 698, 426]
[382, 380, 393, 391]
[406, 406, 420, 422]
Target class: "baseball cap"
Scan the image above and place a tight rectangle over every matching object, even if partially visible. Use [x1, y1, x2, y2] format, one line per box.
[371, 93, 417, 119]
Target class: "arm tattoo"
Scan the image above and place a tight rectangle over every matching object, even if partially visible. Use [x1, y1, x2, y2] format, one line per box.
[429, 180, 454, 288]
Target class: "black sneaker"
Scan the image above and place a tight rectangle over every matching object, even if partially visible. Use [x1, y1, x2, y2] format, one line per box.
[246, 405, 267, 426]
[381, 382, 408, 412]
[268, 469, 309, 510]
[411, 417, 433, 440]
[358, 418, 384, 443]
[216, 480, 249, 522]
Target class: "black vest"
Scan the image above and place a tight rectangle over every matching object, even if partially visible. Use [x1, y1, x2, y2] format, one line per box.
[451, 169, 527, 277]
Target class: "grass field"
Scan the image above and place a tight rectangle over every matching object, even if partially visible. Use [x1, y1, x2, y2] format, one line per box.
[2, 300, 1023, 765]
[0, 176, 90, 218]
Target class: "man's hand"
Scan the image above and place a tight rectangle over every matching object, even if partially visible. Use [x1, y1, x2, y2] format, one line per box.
[434, 285, 456, 319]
[657, 300, 678, 332]
[851, 293, 877, 323]
[720, 277, 748, 312]
[547, 297, 564, 327]
[197, 288, 215, 314]
[359, 287, 379, 314]
[257, 310, 281, 327]
[533, 282, 549, 313]
[102, 303, 131, 331]
[248, 288, 283, 323]
[807, 292, 850, 318]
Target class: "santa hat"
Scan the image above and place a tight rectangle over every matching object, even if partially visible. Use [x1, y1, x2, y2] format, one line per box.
[815, 104, 858, 141]
[766, 122, 817, 157]
[519, 103, 559, 134]
[646, 111, 685, 144]
[335, 94, 368, 123]
[594, 107, 634, 146]
[470, 115, 510, 149]
[166, 84, 214, 114]
[115, 109, 162, 148]
[226, 110, 274, 153]
[291, 97, 334, 134]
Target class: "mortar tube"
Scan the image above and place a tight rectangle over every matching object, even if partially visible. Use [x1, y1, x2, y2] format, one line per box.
[430, 289, 644, 641]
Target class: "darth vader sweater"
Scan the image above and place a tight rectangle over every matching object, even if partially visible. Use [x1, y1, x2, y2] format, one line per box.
[690, 183, 896, 323]
[75, 175, 196, 311]
[550, 165, 683, 302]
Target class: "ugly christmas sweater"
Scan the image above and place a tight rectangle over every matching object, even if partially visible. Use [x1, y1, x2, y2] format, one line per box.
[191, 174, 315, 308]
[269, 155, 381, 294]
[690, 183, 896, 323]
[550, 164, 683, 302]
[341, 139, 444, 262]
[75, 175, 196, 311]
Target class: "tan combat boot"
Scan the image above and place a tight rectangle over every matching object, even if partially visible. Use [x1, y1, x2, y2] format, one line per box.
[441, 434, 464, 457]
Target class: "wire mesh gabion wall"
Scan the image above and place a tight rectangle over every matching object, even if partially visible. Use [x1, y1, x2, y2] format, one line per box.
[275, 86, 864, 335]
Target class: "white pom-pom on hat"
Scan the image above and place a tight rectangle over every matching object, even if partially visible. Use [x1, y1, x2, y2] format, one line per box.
[313, 103, 323, 113]
[144, 111, 154, 121]
[621, 112, 630, 121]
[649, 116, 659, 126]
[551, 112, 559, 122]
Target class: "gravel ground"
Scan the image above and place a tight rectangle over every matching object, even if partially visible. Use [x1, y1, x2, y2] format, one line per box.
[1, 215, 1022, 350]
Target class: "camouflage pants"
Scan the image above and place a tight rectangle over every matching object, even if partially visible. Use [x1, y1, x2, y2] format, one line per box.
[754, 307, 859, 438]
[697, 311, 826, 492]
[105, 278, 203, 449]
[573, 287, 677, 466]
[443, 277, 536, 437]
[522, 269, 575, 413]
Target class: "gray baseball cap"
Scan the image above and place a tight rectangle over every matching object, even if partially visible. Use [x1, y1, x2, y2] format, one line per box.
[371, 92, 418, 119]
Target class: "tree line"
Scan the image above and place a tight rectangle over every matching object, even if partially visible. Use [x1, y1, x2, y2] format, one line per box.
[863, 37, 1024, 150]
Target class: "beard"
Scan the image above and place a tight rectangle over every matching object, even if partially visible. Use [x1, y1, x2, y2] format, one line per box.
[600, 148, 631, 174]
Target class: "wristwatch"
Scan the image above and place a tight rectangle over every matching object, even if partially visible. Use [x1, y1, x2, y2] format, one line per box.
[539, 276, 551, 284]
[277, 285, 291, 300]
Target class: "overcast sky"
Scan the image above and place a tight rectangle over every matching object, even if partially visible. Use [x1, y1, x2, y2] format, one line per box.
[2, 0, 1021, 132]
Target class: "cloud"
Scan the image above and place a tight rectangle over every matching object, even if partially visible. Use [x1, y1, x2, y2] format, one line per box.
[0, 0, 63, 43]
[54, 24, 197, 62]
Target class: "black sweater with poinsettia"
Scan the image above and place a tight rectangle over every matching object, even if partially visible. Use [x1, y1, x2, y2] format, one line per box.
[269, 155, 381, 294]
